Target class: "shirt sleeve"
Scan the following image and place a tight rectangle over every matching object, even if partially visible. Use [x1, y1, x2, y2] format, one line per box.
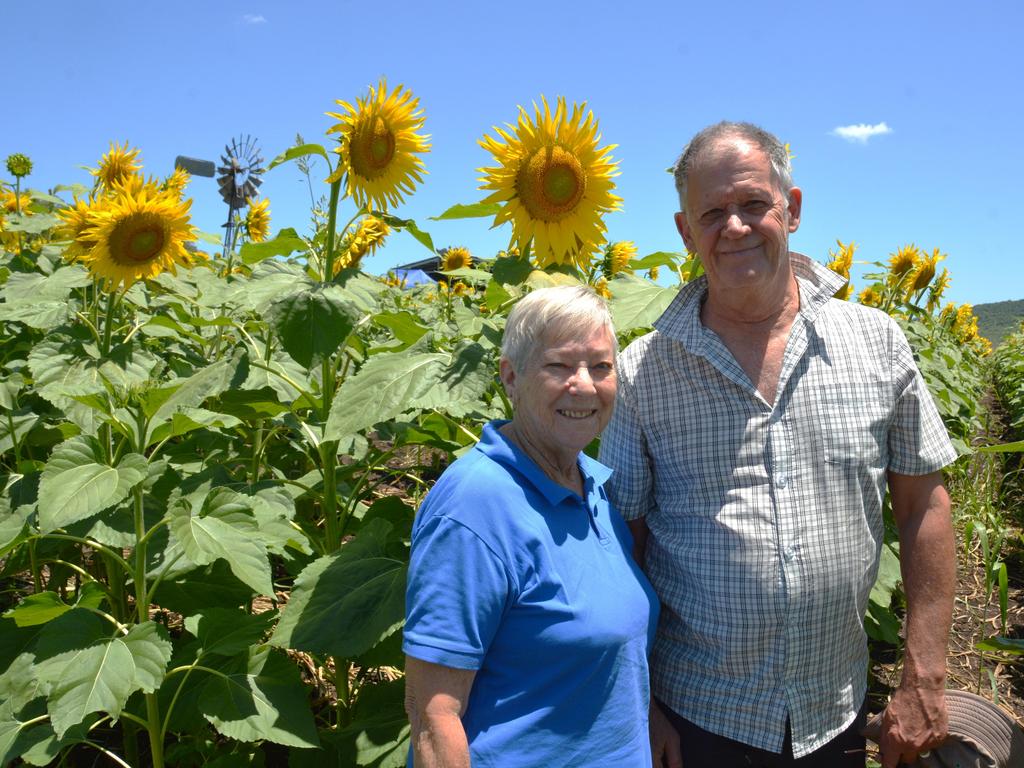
[886, 320, 959, 475]
[403, 513, 514, 670]
[599, 370, 656, 521]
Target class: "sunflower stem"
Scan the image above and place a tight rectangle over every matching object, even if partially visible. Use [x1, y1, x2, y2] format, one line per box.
[322, 180, 343, 282]
[100, 288, 117, 357]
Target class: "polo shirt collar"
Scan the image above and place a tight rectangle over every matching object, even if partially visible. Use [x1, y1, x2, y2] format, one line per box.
[653, 252, 846, 350]
[474, 421, 612, 506]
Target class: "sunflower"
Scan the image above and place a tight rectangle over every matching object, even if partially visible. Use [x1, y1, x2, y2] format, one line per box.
[926, 268, 951, 313]
[826, 239, 855, 278]
[478, 96, 621, 269]
[858, 285, 882, 308]
[909, 247, 944, 292]
[244, 197, 271, 243]
[82, 184, 197, 288]
[335, 215, 390, 273]
[1, 190, 32, 215]
[647, 265, 660, 282]
[325, 79, 430, 211]
[886, 244, 920, 285]
[163, 167, 191, 199]
[953, 304, 978, 341]
[451, 281, 470, 297]
[605, 241, 637, 276]
[91, 141, 143, 190]
[442, 246, 473, 272]
[57, 195, 107, 262]
[594, 276, 612, 299]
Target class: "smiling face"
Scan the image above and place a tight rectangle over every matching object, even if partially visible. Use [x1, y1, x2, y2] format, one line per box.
[500, 324, 617, 468]
[675, 136, 802, 303]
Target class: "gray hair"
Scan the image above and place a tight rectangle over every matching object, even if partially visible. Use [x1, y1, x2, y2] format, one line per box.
[501, 285, 617, 374]
[672, 121, 793, 207]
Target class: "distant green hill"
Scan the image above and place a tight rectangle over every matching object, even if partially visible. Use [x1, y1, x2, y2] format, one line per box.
[974, 300, 1024, 346]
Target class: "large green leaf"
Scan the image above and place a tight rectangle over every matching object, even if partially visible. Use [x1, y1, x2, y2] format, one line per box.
[199, 647, 319, 748]
[37, 438, 147, 532]
[151, 561, 255, 614]
[168, 490, 273, 596]
[184, 608, 277, 657]
[0, 408, 39, 454]
[45, 635, 135, 737]
[147, 406, 242, 447]
[147, 357, 240, 426]
[632, 251, 683, 270]
[266, 285, 360, 369]
[271, 519, 405, 658]
[0, 301, 72, 329]
[122, 621, 173, 692]
[231, 260, 312, 314]
[607, 274, 678, 332]
[0, 700, 59, 767]
[2, 213, 60, 234]
[239, 227, 308, 265]
[3, 592, 70, 628]
[325, 346, 493, 441]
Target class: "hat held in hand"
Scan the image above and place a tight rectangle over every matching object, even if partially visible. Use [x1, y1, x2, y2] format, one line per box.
[863, 690, 1024, 767]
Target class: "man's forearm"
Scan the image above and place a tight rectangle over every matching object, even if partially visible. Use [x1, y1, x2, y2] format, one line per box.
[412, 713, 471, 768]
[895, 478, 955, 688]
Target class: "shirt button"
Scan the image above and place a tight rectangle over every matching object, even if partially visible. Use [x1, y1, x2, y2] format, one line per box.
[783, 546, 796, 562]
[776, 473, 788, 488]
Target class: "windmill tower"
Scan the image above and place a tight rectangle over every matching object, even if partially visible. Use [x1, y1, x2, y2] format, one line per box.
[216, 135, 265, 258]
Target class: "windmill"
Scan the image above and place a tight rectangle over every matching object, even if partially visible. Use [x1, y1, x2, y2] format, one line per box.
[216, 135, 265, 257]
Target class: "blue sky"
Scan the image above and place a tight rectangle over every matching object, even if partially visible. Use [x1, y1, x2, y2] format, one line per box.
[5, 0, 1022, 304]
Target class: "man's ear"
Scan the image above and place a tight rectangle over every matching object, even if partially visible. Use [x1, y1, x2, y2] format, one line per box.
[674, 211, 695, 252]
[786, 187, 802, 233]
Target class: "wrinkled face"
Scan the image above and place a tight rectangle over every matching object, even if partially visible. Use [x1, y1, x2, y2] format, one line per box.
[501, 325, 617, 462]
[675, 138, 801, 297]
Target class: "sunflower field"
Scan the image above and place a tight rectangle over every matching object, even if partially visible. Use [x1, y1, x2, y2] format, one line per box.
[0, 81, 1019, 766]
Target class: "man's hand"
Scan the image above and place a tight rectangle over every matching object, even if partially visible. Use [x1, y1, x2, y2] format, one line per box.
[877, 685, 947, 768]
[650, 701, 683, 768]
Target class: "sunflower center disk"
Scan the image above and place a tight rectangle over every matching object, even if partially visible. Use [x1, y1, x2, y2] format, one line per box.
[109, 214, 167, 265]
[350, 117, 396, 179]
[517, 146, 586, 222]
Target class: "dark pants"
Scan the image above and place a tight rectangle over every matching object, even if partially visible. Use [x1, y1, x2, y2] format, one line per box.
[655, 698, 868, 768]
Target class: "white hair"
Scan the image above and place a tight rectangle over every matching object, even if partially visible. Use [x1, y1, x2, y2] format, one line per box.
[501, 285, 616, 373]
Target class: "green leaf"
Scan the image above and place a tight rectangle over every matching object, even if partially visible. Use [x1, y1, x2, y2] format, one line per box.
[491, 255, 534, 286]
[148, 357, 240, 425]
[868, 542, 901, 609]
[0, 700, 59, 767]
[239, 227, 307, 265]
[974, 440, 1024, 454]
[122, 621, 173, 692]
[607, 274, 678, 333]
[45, 636, 136, 737]
[324, 351, 447, 440]
[378, 214, 435, 253]
[199, 647, 319, 748]
[373, 311, 431, 350]
[976, 635, 1024, 654]
[37, 438, 148, 532]
[151, 561, 255, 614]
[168, 490, 273, 596]
[430, 201, 502, 220]
[195, 230, 223, 245]
[271, 519, 406, 658]
[147, 406, 242, 447]
[268, 143, 329, 171]
[0, 408, 39, 454]
[632, 251, 683, 270]
[184, 608, 277, 657]
[2, 213, 60, 234]
[3, 592, 70, 628]
[266, 285, 360, 369]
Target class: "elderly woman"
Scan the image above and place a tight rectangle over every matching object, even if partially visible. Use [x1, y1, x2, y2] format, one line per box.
[403, 285, 659, 767]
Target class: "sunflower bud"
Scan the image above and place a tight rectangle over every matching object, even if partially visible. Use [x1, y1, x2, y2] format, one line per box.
[5, 153, 32, 178]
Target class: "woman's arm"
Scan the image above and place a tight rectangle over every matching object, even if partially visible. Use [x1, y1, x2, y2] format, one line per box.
[405, 656, 477, 768]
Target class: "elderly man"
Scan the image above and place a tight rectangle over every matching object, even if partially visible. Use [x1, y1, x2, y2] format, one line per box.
[599, 122, 957, 768]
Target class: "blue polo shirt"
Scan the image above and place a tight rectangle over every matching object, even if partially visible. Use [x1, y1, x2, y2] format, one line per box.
[404, 421, 659, 768]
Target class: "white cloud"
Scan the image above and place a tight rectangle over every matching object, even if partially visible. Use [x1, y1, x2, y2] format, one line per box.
[242, 13, 267, 24]
[831, 122, 892, 143]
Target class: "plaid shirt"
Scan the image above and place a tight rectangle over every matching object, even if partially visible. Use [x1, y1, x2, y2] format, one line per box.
[600, 253, 957, 757]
